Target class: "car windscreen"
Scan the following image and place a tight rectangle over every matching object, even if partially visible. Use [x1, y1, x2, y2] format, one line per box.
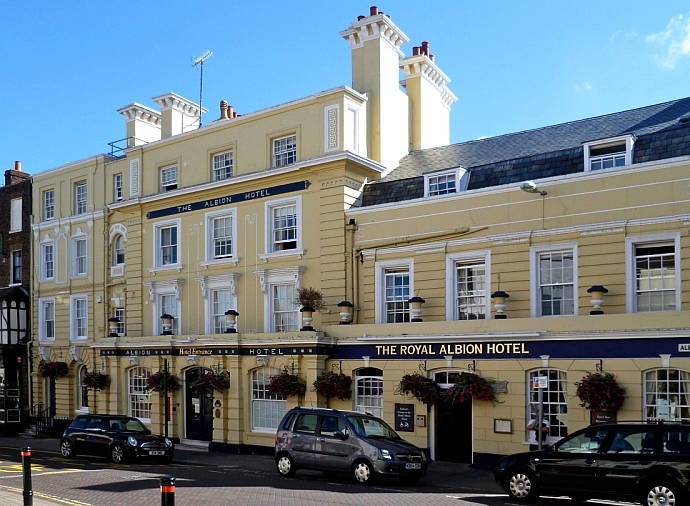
[346, 415, 401, 440]
[109, 418, 149, 433]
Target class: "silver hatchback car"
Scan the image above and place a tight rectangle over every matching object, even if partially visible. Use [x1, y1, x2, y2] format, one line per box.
[275, 407, 427, 484]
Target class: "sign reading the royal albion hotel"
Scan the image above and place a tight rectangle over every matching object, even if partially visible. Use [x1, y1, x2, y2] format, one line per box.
[146, 180, 310, 219]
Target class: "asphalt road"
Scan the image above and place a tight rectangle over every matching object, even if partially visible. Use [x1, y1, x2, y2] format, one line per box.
[0, 445, 639, 505]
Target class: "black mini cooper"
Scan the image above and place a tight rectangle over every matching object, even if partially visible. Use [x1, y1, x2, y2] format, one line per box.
[60, 414, 174, 464]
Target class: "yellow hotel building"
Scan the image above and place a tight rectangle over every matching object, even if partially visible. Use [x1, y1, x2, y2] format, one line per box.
[31, 6, 690, 466]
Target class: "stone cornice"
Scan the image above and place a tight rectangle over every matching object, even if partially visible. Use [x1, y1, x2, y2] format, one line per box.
[400, 55, 458, 107]
[341, 13, 409, 56]
[152, 92, 207, 115]
[116, 103, 161, 125]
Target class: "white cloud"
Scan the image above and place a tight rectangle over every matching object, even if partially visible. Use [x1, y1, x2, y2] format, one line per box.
[646, 14, 690, 69]
[573, 81, 593, 92]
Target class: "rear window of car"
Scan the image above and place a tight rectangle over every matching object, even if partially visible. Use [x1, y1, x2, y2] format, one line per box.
[662, 428, 690, 455]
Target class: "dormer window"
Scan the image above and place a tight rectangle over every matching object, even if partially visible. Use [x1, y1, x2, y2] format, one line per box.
[424, 168, 468, 197]
[583, 135, 634, 172]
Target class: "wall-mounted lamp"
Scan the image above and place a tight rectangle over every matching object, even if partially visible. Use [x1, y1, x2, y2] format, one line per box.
[491, 291, 510, 319]
[337, 300, 354, 325]
[408, 296, 426, 322]
[160, 313, 174, 335]
[224, 309, 239, 333]
[587, 285, 608, 315]
[107, 317, 120, 337]
[520, 181, 547, 196]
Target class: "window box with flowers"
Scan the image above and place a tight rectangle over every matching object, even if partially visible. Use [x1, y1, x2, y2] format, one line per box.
[575, 372, 625, 423]
[313, 371, 352, 400]
[397, 373, 442, 406]
[83, 372, 110, 391]
[147, 371, 181, 392]
[190, 370, 231, 392]
[267, 369, 307, 398]
[39, 361, 69, 379]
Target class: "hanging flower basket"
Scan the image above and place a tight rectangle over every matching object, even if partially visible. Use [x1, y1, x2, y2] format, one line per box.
[83, 372, 110, 391]
[147, 371, 181, 392]
[575, 372, 625, 413]
[38, 361, 69, 379]
[190, 371, 231, 392]
[444, 372, 499, 404]
[267, 370, 307, 397]
[313, 371, 352, 400]
[397, 373, 442, 405]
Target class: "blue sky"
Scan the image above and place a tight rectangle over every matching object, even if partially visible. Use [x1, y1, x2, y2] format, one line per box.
[2, 1, 690, 175]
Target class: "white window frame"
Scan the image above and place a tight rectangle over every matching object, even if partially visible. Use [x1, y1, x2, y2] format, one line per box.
[263, 196, 303, 258]
[74, 181, 87, 215]
[643, 368, 690, 422]
[127, 367, 151, 422]
[43, 189, 55, 221]
[625, 233, 681, 313]
[115, 307, 126, 336]
[38, 297, 55, 342]
[69, 294, 88, 341]
[10, 250, 22, 285]
[72, 235, 88, 277]
[77, 365, 89, 413]
[445, 250, 491, 320]
[152, 218, 181, 271]
[147, 279, 183, 336]
[272, 134, 297, 168]
[257, 267, 303, 333]
[199, 274, 239, 334]
[160, 165, 178, 192]
[375, 258, 414, 324]
[354, 369, 384, 418]
[204, 208, 238, 265]
[251, 367, 286, 433]
[113, 234, 125, 267]
[40, 240, 55, 281]
[530, 243, 579, 317]
[113, 173, 123, 201]
[10, 198, 22, 233]
[212, 151, 233, 181]
[583, 134, 635, 172]
[424, 167, 468, 197]
[526, 368, 569, 444]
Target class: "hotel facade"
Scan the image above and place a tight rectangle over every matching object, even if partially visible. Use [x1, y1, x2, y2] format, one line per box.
[30, 6, 690, 465]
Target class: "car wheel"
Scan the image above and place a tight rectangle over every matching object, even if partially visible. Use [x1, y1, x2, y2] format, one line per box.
[276, 454, 296, 477]
[353, 460, 374, 484]
[505, 468, 539, 502]
[59, 439, 75, 459]
[110, 443, 127, 464]
[643, 481, 683, 506]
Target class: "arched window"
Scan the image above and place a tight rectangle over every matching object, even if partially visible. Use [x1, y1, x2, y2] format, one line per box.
[113, 235, 125, 266]
[77, 365, 88, 411]
[354, 368, 383, 418]
[251, 368, 286, 432]
[128, 367, 151, 420]
[644, 369, 690, 422]
[527, 369, 568, 444]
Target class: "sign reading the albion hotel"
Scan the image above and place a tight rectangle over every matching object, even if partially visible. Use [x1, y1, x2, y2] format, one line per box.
[375, 342, 529, 357]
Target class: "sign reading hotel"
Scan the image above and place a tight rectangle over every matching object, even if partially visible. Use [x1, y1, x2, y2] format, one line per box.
[146, 180, 310, 219]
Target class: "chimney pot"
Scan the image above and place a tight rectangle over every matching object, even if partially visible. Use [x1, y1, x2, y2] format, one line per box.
[227, 105, 234, 118]
[220, 100, 229, 120]
[369, 6, 379, 16]
[429, 54, 435, 61]
[421, 41, 430, 56]
[357, 15, 365, 20]
[412, 46, 420, 56]
[14, 161, 22, 172]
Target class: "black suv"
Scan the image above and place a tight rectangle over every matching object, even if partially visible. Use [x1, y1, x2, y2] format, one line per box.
[495, 421, 690, 505]
[60, 414, 174, 464]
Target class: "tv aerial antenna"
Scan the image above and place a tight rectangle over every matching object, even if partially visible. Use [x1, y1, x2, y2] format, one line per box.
[192, 50, 213, 128]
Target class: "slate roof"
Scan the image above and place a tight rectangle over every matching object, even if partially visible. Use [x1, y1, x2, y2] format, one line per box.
[360, 97, 690, 207]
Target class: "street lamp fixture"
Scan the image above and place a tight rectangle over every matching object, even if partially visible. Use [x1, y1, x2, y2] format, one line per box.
[160, 313, 174, 335]
[224, 309, 239, 333]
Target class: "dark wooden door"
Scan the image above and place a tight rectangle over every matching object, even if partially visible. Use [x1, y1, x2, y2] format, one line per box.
[435, 398, 472, 462]
[185, 368, 214, 441]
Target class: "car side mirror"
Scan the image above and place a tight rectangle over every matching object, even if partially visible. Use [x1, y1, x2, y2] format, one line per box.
[144, 429, 151, 435]
[335, 431, 349, 440]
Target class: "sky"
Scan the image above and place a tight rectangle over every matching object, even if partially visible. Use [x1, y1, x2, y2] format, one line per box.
[2, 0, 690, 176]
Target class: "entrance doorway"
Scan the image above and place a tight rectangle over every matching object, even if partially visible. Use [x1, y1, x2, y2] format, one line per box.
[184, 368, 214, 441]
[433, 371, 472, 463]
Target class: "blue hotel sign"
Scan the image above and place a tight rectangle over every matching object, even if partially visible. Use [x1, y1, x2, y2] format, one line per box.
[146, 180, 310, 219]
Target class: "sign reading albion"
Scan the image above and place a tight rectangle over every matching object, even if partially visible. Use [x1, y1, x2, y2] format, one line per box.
[146, 180, 310, 219]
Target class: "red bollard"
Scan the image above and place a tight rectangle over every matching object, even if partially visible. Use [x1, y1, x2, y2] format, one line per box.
[160, 475, 175, 506]
[21, 447, 33, 506]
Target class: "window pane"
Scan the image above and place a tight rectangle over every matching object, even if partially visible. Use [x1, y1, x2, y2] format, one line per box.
[538, 250, 574, 316]
[527, 369, 568, 442]
[635, 243, 676, 312]
[128, 367, 151, 419]
[456, 261, 486, 320]
[644, 369, 690, 422]
[384, 269, 409, 323]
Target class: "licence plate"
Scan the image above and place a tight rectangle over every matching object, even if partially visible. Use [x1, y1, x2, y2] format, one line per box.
[149, 450, 165, 456]
[404, 462, 421, 470]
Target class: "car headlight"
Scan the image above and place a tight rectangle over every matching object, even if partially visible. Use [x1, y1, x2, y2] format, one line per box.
[379, 449, 392, 461]
[164, 438, 173, 447]
[127, 436, 138, 447]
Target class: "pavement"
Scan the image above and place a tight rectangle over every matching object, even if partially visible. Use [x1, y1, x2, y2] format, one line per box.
[0, 435, 500, 504]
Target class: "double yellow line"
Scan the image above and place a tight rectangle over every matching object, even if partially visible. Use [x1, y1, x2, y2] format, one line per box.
[0, 483, 91, 505]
